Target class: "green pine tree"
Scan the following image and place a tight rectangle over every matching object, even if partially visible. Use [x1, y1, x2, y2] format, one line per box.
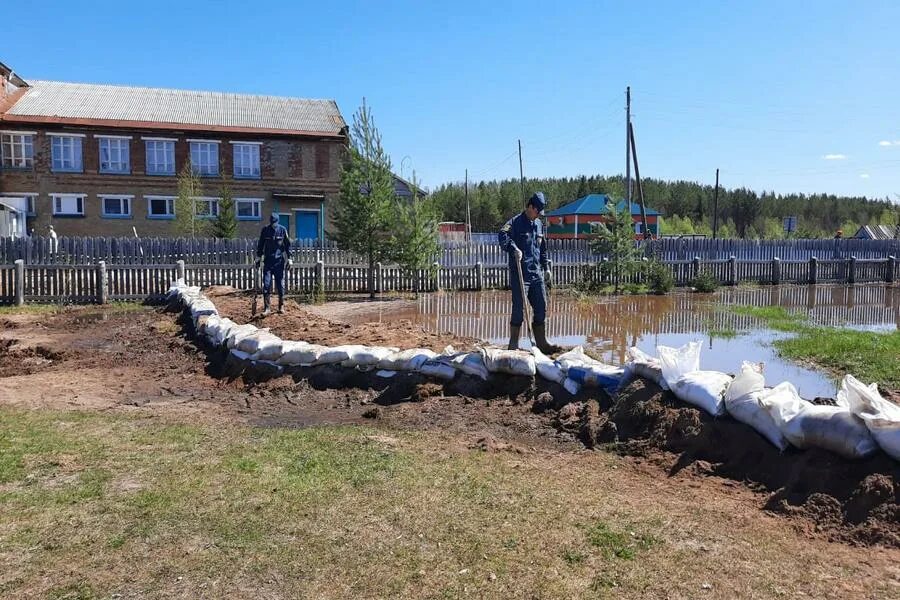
[334, 98, 395, 298]
[211, 170, 238, 239]
[390, 171, 440, 295]
[174, 160, 206, 238]
[590, 203, 644, 294]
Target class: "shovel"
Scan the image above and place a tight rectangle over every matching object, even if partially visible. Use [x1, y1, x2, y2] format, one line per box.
[514, 256, 535, 349]
[251, 259, 264, 316]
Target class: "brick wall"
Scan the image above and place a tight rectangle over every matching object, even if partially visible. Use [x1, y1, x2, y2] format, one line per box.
[0, 124, 344, 238]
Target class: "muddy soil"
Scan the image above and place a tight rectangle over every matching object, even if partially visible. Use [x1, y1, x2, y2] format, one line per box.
[205, 286, 478, 352]
[2, 297, 898, 550]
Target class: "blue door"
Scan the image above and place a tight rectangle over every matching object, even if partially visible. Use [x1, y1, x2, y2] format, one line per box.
[278, 214, 290, 231]
[295, 211, 319, 241]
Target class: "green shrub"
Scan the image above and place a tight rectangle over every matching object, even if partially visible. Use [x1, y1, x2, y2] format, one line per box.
[646, 261, 674, 295]
[691, 269, 720, 293]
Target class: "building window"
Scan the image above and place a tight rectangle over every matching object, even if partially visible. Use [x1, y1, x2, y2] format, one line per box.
[1, 132, 35, 169]
[145, 140, 175, 175]
[100, 195, 133, 219]
[51, 194, 85, 217]
[232, 143, 261, 178]
[190, 141, 219, 176]
[99, 137, 131, 174]
[51, 135, 84, 172]
[236, 198, 262, 221]
[146, 196, 175, 219]
[0, 194, 36, 216]
[27, 195, 36, 216]
[194, 197, 220, 219]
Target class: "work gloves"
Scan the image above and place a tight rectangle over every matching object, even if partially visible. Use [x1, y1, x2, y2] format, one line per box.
[253, 258, 261, 268]
[544, 269, 552, 289]
[512, 246, 523, 261]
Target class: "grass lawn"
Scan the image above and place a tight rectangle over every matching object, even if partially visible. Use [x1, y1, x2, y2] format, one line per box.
[729, 305, 900, 388]
[0, 408, 893, 599]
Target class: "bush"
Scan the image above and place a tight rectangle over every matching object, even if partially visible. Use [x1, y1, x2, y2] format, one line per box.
[646, 261, 674, 295]
[691, 269, 720, 293]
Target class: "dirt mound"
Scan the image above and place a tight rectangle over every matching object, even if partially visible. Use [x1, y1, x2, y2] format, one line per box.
[205, 286, 477, 352]
[0, 339, 67, 377]
[598, 379, 900, 547]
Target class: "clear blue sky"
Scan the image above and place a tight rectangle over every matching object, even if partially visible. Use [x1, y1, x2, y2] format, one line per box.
[4, 0, 900, 200]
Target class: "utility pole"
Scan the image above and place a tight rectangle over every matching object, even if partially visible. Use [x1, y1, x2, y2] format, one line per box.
[712, 168, 720, 239]
[628, 122, 650, 239]
[625, 86, 632, 213]
[518, 139, 525, 204]
[465, 168, 471, 242]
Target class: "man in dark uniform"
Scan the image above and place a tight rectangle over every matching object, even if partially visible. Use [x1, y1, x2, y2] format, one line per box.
[498, 192, 560, 353]
[255, 212, 292, 316]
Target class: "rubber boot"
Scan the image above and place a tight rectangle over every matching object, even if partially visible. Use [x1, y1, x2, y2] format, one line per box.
[262, 296, 271, 317]
[277, 298, 285, 314]
[508, 325, 521, 350]
[533, 323, 561, 355]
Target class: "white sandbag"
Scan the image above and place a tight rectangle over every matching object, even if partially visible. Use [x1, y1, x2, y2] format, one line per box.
[555, 346, 593, 371]
[532, 347, 566, 384]
[555, 346, 624, 391]
[760, 382, 878, 459]
[334, 345, 398, 368]
[724, 363, 789, 451]
[177, 286, 202, 304]
[419, 359, 457, 380]
[670, 370, 732, 417]
[236, 330, 282, 359]
[562, 378, 581, 395]
[225, 324, 259, 349]
[166, 278, 187, 300]
[657, 341, 702, 388]
[442, 347, 490, 380]
[481, 347, 536, 377]
[839, 374, 900, 461]
[377, 348, 437, 371]
[206, 317, 237, 347]
[189, 297, 218, 320]
[276, 341, 349, 366]
[621, 347, 669, 391]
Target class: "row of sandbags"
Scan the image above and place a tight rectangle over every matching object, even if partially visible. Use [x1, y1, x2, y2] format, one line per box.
[616, 340, 900, 461]
[165, 279, 626, 393]
[165, 280, 898, 461]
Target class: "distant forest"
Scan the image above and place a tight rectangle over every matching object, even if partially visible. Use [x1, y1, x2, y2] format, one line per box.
[429, 175, 899, 239]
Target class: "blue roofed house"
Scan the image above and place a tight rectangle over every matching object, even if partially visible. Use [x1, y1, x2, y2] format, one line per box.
[544, 193, 661, 240]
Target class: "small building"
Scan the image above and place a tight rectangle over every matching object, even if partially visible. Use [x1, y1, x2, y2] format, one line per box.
[544, 193, 660, 240]
[438, 221, 469, 242]
[854, 224, 898, 240]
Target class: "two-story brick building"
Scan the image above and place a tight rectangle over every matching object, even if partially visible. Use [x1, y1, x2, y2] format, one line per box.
[0, 61, 347, 240]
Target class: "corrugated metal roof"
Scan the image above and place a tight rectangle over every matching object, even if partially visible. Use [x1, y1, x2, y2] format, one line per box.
[4, 80, 345, 135]
[545, 194, 660, 217]
[855, 224, 898, 240]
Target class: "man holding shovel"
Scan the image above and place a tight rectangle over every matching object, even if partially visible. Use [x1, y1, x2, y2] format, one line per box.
[498, 192, 560, 354]
[255, 212, 292, 316]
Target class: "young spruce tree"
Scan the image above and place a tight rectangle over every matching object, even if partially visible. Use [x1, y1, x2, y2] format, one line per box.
[335, 99, 395, 298]
[211, 168, 238, 239]
[174, 160, 205, 238]
[590, 202, 644, 294]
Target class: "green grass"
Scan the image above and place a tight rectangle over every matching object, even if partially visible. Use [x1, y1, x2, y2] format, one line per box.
[0, 302, 149, 316]
[0, 407, 894, 599]
[728, 304, 900, 388]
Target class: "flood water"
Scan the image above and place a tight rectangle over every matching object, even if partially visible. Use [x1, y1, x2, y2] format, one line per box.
[351, 284, 900, 399]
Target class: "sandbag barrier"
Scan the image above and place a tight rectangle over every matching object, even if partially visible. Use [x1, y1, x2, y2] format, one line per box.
[165, 279, 900, 463]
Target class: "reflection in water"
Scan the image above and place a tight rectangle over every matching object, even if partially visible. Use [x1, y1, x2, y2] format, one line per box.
[350, 285, 899, 399]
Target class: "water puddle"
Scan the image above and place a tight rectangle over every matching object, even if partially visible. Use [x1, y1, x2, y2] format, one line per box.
[346, 284, 899, 399]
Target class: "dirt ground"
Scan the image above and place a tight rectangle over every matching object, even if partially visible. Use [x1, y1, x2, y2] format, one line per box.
[1, 297, 899, 593]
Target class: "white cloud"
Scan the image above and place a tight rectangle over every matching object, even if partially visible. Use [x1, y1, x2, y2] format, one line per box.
[822, 154, 847, 160]
[860, 173, 870, 179]
[878, 140, 900, 147]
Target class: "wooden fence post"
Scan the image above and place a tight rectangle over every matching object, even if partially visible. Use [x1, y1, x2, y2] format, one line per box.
[848, 256, 856, 284]
[692, 256, 700, 280]
[772, 257, 781, 285]
[728, 255, 737, 286]
[433, 262, 441, 292]
[176, 259, 186, 282]
[375, 262, 383, 293]
[888, 256, 897, 283]
[14, 259, 24, 306]
[809, 257, 818, 284]
[97, 261, 108, 305]
[316, 260, 325, 292]
[475, 261, 483, 291]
